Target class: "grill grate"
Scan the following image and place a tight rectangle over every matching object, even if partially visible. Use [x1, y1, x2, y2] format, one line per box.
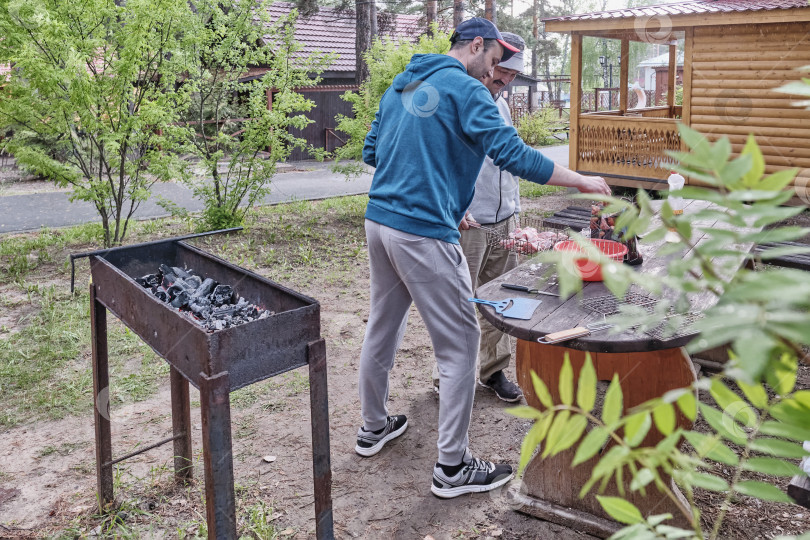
[581, 292, 702, 341]
[581, 291, 658, 315]
[644, 312, 703, 341]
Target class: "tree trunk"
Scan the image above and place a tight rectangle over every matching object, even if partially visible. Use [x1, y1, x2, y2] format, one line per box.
[532, 0, 538, 78]
[485, 0, 496, 23]
[426, 0, 437, 35]
[370, 0, 377, 39]
[355, 0, 373, 84]
[453, 0, 464, 26]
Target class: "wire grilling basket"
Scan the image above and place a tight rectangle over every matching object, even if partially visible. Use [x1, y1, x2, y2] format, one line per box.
[477, 216, 571, 255]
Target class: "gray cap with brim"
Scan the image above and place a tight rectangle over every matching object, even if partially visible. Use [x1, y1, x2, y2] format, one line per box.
[497, 32, 525, 72]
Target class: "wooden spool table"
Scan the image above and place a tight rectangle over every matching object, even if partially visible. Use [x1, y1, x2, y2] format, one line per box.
[476, 199, 758, 538]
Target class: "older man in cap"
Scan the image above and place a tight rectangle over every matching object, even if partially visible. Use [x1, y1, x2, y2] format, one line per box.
[356, 17, 609, 499]
[431, 32, 529, 403]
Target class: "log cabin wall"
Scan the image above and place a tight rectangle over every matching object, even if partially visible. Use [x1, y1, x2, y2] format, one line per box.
[688, 22, 810, 198]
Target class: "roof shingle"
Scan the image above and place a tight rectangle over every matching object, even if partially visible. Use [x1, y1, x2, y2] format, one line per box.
[544, 0, 810, 23]
[260, 2, 425, 73]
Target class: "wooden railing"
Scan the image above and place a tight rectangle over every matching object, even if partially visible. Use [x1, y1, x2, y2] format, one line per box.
[576, 114, 681, 181]
[623, 106, 682, 119]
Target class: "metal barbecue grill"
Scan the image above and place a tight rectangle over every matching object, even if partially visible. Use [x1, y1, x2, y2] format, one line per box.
[76, 232, 333, 540]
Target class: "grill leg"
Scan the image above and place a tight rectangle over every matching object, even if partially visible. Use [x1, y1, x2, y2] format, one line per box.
[170, 367, 193, 483]
[308, 339, 334, 540]
[90, 284, 114, 511]
[200, 371, 237, 540]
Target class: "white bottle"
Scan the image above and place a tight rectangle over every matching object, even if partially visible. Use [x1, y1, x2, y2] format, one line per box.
[667, 171, 685, 215]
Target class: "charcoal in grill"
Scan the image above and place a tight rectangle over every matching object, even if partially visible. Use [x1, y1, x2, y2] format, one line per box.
[170, 265, 194, 280]
[185, 275, 202, 290]
[193, 277, 217, 298]
[134, 264, 269, 331]
[136, 274, 161, 288]
[188, 297, 212, 318]
[171, 289, 191, 309]
[211, 285, 234, 306]
[153, 289, 169, 303]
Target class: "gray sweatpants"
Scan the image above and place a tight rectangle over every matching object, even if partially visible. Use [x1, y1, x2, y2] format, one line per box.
[359, 220, 481, 465]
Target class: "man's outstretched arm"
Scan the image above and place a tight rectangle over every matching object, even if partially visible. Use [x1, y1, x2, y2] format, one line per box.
[545, 163, 611, 196]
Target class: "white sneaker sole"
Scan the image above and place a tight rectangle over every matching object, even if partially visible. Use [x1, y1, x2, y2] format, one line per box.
[430, 472, 514, 498]
[354, 420, 408, 457]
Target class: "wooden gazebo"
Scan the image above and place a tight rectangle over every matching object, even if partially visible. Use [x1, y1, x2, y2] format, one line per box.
[544, 0, 810, 199]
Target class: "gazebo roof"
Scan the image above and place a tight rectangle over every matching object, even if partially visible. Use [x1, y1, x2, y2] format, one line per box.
[544, 0, 810, 35]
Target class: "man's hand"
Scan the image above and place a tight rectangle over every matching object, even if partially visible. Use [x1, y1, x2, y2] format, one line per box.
[546, 163, 611, 196]
[575, 174, 611, 196]
[459, 212, 478, 231]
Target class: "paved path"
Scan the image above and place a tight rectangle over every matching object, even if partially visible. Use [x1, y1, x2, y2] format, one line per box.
[0, 146, 569, 234]
[0, 162, 374, 234]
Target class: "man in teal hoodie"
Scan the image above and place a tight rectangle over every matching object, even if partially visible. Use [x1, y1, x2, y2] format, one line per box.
[355, 17, 610, 499]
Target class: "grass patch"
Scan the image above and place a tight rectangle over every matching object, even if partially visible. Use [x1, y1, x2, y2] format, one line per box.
[0, 194, 366, 427]
[38, 441, 86, 457]
[282, 369, 310, 396]
[230, 380, 278, 410]
[0, 223, 104, 281]
[519, 180, 566, 199]
[0, 286, 90, 426]
[0, 285, 169, 427]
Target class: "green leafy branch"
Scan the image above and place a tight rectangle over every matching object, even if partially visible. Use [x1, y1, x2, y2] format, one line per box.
[509, 353, 810, 540]
[513, 127, 810, 539]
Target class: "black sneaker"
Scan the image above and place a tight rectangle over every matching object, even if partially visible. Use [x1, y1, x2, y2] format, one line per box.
[479, 370, 523, 402]
[431, 448, 514, 498]
[355, 415, 408, 457]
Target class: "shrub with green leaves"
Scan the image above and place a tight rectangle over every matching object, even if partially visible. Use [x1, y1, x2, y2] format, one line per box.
[509, 125, 810, 539]
[331, 26, 451, 178]
[515, 107, 564, 147]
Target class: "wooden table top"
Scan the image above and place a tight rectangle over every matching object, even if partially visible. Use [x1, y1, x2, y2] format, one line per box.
[476, 199, 757, 354]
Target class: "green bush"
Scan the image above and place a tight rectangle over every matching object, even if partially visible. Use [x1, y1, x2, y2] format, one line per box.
[516, 107, 564, 147]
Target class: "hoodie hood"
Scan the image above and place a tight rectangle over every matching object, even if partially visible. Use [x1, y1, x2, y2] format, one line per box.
[392, 54, 466, 92]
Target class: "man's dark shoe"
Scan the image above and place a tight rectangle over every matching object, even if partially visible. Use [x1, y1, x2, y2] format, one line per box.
[355, 415, 408, 457]
[431, 448, 514, 498]
[479, 370, 523, 402]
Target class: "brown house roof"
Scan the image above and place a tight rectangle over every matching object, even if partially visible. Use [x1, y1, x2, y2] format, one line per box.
[544, 0, 810, 32]
[260, 2, 425, 73]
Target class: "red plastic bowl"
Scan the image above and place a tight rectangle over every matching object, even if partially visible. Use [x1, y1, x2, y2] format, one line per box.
[553, 239, 628, 281]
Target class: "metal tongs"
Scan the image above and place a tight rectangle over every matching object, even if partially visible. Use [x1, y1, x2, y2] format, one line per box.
[501, 283, 560, 298]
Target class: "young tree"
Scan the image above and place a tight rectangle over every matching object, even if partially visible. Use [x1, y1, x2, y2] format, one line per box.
[0, 0, 192, 247]
[180, 1, 332, 230]
[332, 28, 451, 177]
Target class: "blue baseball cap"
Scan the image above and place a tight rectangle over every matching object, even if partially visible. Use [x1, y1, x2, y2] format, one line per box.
[450, 17, 520, 62]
